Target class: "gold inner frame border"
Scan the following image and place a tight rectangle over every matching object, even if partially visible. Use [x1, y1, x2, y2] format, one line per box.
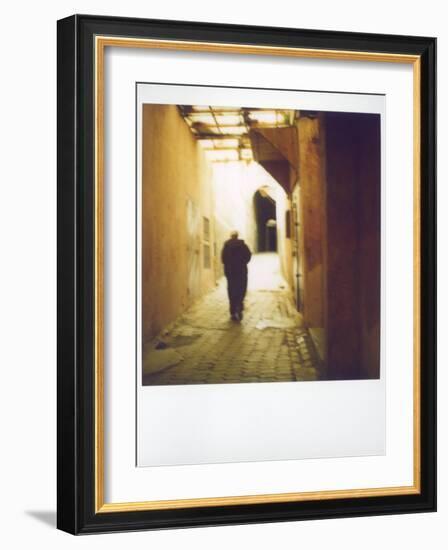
[94, 35, 421, 514]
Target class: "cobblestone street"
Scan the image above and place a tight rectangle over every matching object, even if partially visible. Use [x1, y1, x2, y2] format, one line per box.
[143, 253, 320, 385]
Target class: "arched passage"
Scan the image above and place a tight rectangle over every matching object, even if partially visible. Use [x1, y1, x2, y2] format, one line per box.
[253, 188, 277, 252]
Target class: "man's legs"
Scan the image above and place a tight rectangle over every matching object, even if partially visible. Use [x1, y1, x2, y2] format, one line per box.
[239, 270, 248, 315]
[226, 270, 248, 321]
[226, 276, 238, 318]
[233, 271, 248, 319]
[231, 272, 246, 320]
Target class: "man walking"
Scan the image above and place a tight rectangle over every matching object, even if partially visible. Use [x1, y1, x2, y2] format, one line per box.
[221, 231, 252, 321]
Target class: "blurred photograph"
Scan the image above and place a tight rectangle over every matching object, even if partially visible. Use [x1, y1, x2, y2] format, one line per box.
[141, 103, 381, 386]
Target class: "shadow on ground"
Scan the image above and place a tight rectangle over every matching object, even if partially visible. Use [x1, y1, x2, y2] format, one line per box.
[25, 510, 56, 528]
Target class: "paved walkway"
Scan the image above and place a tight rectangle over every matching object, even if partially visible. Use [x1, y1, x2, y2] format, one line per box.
[143, 253, 320, 385]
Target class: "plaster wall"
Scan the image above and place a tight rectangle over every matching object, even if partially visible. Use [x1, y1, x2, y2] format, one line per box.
[324, 112, 381, 379]
[275, 190, 294, 289]
[296, 115, 326, 329]
[141, 104, 216, 344]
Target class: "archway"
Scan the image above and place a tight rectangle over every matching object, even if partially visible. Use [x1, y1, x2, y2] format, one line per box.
[253, 188, 277, 252]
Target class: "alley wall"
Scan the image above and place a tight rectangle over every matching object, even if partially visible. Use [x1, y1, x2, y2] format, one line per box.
[141, 104, 216, 345]
[296, 115, 326, 330]
[324, 112, 381, 379]
[294, 111, 381, 379]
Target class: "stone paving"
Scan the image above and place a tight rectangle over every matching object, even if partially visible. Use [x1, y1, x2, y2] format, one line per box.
[142, 253, 321, 386]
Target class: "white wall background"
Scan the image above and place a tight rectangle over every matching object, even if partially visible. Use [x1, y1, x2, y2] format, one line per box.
[0, 0, 443, 547]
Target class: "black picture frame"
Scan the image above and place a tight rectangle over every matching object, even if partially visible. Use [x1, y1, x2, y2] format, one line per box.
[57, 14, 436, 534]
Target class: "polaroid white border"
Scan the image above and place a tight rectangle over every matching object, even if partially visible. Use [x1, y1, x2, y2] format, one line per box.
[136, 83, 386, 468]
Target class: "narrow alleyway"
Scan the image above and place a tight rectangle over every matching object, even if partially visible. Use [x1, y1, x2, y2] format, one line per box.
[143, 253, 320, 385]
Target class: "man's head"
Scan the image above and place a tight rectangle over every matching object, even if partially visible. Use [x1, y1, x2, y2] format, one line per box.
[230, 230, 239, 240]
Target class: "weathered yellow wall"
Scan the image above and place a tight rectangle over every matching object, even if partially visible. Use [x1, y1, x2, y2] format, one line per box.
[294, 112, 380, 379]
[142, 105, 216, 345]
[296, 116, 326, 329]
[275, 190, 294, 288]
[290, 184, 304, 310]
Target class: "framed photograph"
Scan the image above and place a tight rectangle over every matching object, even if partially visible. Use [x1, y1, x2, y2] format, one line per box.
[57, 14, 436, 534]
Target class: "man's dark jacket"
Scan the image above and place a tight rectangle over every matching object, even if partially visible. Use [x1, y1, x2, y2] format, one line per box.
[221, 238, 251, 277]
